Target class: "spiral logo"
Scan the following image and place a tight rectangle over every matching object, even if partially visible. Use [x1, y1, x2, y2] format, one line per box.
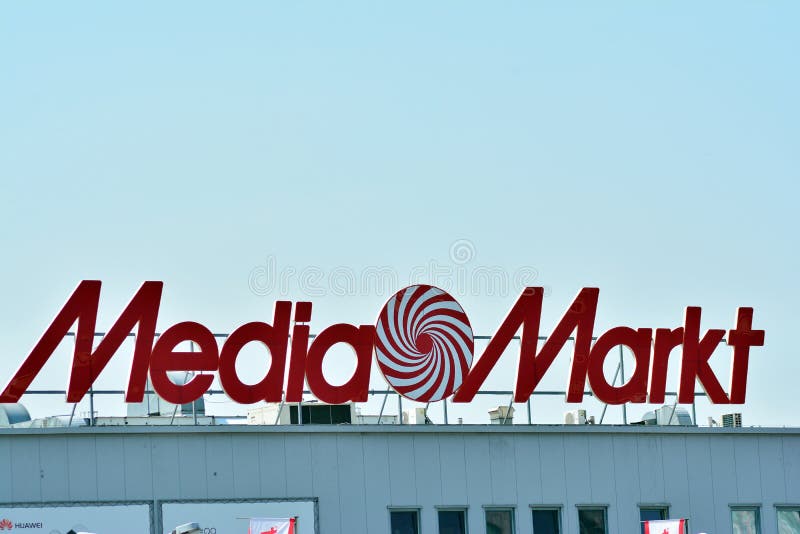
[375, 284, 474, 402]
[449, 238, 476, 264]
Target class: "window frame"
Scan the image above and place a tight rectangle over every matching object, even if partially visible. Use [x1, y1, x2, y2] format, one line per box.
[530, 505, 562, 534]
[388, 506, 422, 534]
[730, 505, 762, 534]
[483, 505, 516, 534]
[639, 504, 670, 534]
[576, 505, 609, 534]
[436, 506, 469, 534]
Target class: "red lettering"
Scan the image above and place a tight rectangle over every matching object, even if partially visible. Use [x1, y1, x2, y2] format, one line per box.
[453, 287, 599, 403]
[285, 302, 312, 402]
[304, 323, 374, 404]
[648, 327, 684, 404]
[727, 307, 764, 403]
[678, 307, 727, 403]
[0, 280, 162, 403]
[218, 302, 292, 403]
[587, 327, 652, 404]
[149, 321, 218, 404]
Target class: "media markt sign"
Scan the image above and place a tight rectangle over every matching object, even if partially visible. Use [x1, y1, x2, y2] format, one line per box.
[0, 282, 764, 406]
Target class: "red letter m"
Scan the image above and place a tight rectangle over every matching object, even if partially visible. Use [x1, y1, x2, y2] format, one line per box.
[0, 281, 162, 403]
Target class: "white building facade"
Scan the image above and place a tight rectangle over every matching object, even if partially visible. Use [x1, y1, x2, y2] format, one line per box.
[0, 425, 798, 534]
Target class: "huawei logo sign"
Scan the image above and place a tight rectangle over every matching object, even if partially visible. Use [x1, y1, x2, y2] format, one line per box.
[0, 518, 13, 530]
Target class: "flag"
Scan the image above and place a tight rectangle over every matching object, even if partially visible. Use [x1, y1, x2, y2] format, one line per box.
[643, 519, 686, 534]
[248, 517, 296, 534]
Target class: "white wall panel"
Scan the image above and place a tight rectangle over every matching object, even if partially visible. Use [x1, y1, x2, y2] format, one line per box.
[611, 435, 640, 534]
[66, 436, 98, 501]
[122, 435, 153, 500]
[386, 433, 417, 505]
[283, 434, 312, 498]
[710, 436, 738, 532]
[95, 436, 126, 499]
[39, 437, 68, 502]
[10, 437, 41, 502]
[0, 439, 12, 502]
[783, 437, 800, 503]
[205, 434, 235, 499]
[734, 436, 764, 503]
[151, 435, 180, 500]
[0, 426, 798, 534]
[336, 434, 368, 534]
[230, 434, 261, 498]
[310, 435, 340, 532]
[438, 434, 468, 505]
[636, 435, 665, 503]
[176, 434, 206, 499]
[260, 433, 289, 497]
[685, 435, 717, 534]
[362, 434, 391, 533]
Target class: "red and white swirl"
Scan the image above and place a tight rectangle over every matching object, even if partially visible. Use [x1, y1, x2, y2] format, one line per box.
[375, 285, 474, 402]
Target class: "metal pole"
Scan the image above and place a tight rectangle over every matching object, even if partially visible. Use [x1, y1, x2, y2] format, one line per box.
[190, 341, 198, 425]
[89, 385, 95, 426]
[398, 394, 403, 425]
[274, 395, 285, 425]
[377, 391, 389, 424]
[691, 398, 697, 426]
[527, 398, 532, 425]
[68, 403, 77, 427]
[667, 401, 678, 425]
[619, 345, 627, 424]
[501, 395, 514, 425]
[598, 361, 622, 424]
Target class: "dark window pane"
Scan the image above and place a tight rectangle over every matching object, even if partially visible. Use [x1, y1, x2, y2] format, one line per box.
[439, 510, 467, 534]
[486, 509, 514, 534]
[532, 509, 560, 534]
[391, 510, 419, 534]
[640, 508, 667, 534]
[331, 404, 352, 424]
[578, 508, 606, 534]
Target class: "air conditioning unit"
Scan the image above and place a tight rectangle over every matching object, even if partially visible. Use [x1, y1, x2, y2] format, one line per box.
[403, 408, 429, 425]
[722, 413, 742, 428]
[488, 406, 514, 425]
[564, 409, 587, 425]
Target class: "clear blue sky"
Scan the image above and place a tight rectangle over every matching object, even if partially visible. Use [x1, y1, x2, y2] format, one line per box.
[1, 3, 797, 425]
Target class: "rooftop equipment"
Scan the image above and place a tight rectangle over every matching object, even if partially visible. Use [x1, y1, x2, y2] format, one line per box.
[489, 406, 514, 425]
[722, 413, 743, 427]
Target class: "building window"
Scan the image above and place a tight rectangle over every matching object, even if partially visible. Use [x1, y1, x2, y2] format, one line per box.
[640, 506, 668, 534]
[731, 507, 761, 534]
[390, 509, 420, 534]
[578, 507, 607, 534]
[438, 508, 467, 534]
[776, 507, 800, 534]
[485, 508, 515, 534]
[532, 508, 560, 534]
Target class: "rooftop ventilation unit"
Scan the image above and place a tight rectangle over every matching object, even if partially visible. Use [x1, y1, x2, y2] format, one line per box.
[564, 409, 587, 425]
[0, 403, 31, 427]
[489, 406, 514, 425]
[249, 402, 354, 425]
[722, 413, 743, 427]
[127, 375, 205, 418]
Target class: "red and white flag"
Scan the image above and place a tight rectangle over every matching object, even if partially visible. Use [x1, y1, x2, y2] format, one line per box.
[248, 517, 296, 534]
[643, 519, 686, 534]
